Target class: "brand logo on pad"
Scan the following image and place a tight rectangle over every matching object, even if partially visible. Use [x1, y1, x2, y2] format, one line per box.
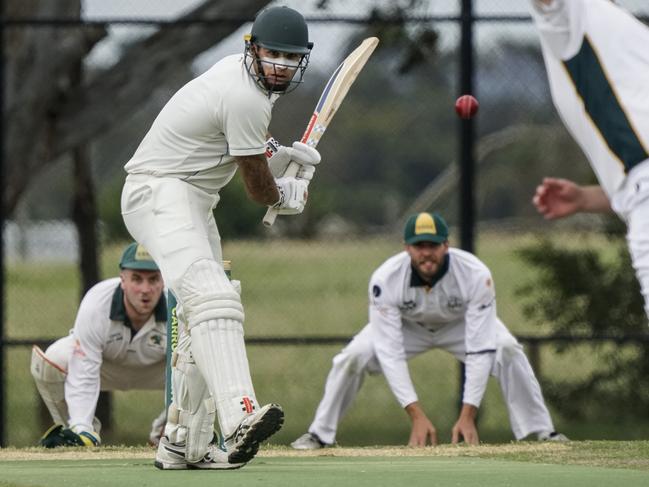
[241, 397, 254, 413]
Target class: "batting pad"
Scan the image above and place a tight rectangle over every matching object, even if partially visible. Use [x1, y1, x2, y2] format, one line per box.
[168, 341, 216, 463]
[177, 259, 244, 330]
[30, 345, 69, 426]
[190, 318, 259, 437]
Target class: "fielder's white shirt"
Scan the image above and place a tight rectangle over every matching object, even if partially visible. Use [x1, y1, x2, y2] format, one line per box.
[124, 54, 279, 195]
[66, 278, 167, 430]
[529, 0, 649, 210]
[368, 248, 497, 408]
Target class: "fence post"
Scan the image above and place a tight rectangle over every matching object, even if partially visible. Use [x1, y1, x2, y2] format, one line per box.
[0, 0, 6, 448]
[458, 0, 476, 415]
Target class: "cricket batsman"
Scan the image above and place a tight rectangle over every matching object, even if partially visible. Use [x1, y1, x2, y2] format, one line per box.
[31, 242, 167, 447]
[292, 213, 566, 448]
[120, 6, 320, 469]
[529, 0, 649, 319]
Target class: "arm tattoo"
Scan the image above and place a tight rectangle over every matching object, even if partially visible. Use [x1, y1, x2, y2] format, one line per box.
[235, 154, 280, 206]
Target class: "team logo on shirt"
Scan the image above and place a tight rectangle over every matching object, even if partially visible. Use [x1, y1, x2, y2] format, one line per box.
[399, 300, 416, 311]
[106, 332, 123, 345]
[148, 333, 164, 349]
[446, 296, 463, 310]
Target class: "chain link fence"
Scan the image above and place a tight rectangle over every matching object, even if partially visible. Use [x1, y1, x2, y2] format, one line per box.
[3, 0, 649, 447]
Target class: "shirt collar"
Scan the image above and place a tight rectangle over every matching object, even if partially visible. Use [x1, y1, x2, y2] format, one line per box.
[410, 253, 450, 288]
[109, 284, 167, 325]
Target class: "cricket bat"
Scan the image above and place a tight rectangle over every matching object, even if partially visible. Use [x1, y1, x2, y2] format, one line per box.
[263, 36, 380, 227]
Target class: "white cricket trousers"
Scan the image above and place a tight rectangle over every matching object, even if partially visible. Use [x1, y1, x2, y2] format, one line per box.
[47, 334, 165, 391]
[121, 175, 258, 436]
[308, 320, 555, 444]
[121, 175, 224, 289]
[616, 167, 649, 320]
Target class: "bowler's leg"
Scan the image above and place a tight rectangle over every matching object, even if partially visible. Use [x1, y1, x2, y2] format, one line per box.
[626, 187, 649, 320]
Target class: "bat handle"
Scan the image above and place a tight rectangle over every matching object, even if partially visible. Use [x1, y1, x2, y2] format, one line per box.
[262, 161, 301, 227]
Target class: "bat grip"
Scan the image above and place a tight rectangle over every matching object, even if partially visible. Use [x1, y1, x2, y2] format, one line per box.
[262, 161, 301, 227]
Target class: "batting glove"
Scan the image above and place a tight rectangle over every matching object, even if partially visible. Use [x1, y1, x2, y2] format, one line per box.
[290, 141, 320, 182]
[273, 176, 308, 215]
[148, 409, 167, 447]
[266, 138, 320, 181]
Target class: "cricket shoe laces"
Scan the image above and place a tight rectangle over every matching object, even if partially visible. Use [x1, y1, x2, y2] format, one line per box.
[224, 403, 285, 464]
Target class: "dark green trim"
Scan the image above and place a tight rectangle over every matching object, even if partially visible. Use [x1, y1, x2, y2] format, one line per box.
[410, 254, 450, 288]
[563, 35, 648, 172]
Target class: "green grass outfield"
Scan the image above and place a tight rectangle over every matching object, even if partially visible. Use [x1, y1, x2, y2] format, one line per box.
[1, 442, 648, 487]
[7, 232, 641, 446]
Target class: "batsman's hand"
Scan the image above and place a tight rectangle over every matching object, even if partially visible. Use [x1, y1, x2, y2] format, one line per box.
[39, 424, 101, 448]
[290, 141, 321, 181]
[266, 138, 320, 181]
[273, 176, 308, 215]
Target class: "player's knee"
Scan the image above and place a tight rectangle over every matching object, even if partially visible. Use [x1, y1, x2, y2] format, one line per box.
[176, 259, 244, 328]
[333, 348, 371, 375]
[30, 345, 66, 383]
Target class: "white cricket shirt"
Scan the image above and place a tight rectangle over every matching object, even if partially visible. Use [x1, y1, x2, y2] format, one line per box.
[124, 54, 279, 195]
[66, 278, 167, 430]
[368, 248, 497, 408]
[529, 0, 649, 206]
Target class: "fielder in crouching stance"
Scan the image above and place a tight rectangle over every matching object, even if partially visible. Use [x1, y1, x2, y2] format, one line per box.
[32, 242, 167, 448]
[121, 6, 320, 470]
[292, 213, 566, 449]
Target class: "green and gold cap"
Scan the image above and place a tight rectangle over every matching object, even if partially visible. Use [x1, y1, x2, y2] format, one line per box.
[119, 243, 159, 271]
[403, 212, 449, 245]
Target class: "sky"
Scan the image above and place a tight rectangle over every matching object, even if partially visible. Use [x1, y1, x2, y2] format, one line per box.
[81, 0, 649, 71]
[81, 0, 649, 19]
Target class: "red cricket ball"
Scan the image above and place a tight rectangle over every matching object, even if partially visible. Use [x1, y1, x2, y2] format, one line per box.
[455, 94, 479, 119]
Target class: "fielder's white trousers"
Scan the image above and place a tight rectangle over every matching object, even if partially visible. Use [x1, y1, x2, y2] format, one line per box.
[308, 319, 555, 444]
[47, 334, 166, 391]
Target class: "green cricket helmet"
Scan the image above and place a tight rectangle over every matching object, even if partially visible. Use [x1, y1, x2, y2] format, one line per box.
[245, 6, 313, 95]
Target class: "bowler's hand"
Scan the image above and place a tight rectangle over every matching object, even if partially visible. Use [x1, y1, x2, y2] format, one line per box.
[532, 177, 583, 219]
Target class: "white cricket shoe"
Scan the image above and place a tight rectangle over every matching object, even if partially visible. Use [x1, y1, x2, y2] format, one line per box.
[224, 403, 284, 464]
[538, 431, 569, 442]
[291, 432, 328, 450]
[154, 436, 245, 470]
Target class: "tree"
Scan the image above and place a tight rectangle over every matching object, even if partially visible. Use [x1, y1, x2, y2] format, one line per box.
[516, 229, 649, 419]
[5, 0, 271, 216]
